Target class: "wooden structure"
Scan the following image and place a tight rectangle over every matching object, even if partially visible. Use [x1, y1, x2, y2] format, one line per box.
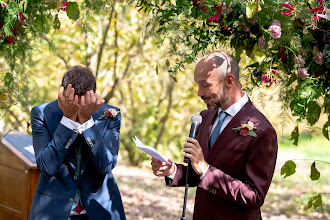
[0, 132, 40, 220]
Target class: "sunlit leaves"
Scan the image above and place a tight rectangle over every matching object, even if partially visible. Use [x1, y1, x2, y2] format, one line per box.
[32, 15, 50, 34]
[53, 14, 61, 30]
[308, 194, 322, 209]
[307, 101, 321, 125]
[290, 125, 299, 145]
[310, 162, 320, 181]
[66, 2, 80, 21]
[281, 160, 296, 178]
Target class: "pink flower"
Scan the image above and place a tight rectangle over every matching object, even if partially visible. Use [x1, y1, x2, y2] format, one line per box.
[60, 1, 69, 11]
[240, 127, 249, 136]
[192, 0, 207, 11]
[258, 37, 265, 49]
[221, 2, 232, 14]
[99, 108, 118, 120]
[294, 55, 305, 67]
[314, 52, 323, 65]
[297, 68, 309, 78]
[269, 20, 282, 39]
[1, 2, 9, 7]
[207, 3, 224, 23]
[6, 36, 14, 44]
[310, 0, 325, 19]
[280, 2, 295, 16]
[17, 12, 27, 25]
[262, 69, 278, 87]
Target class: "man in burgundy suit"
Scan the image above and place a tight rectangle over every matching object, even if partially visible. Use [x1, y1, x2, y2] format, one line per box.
[151, 51, 278, 219]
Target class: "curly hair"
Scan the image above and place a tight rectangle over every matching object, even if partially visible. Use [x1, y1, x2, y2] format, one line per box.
[61, 65, 96, 96]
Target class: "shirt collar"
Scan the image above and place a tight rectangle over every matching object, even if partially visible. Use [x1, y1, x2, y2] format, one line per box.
[218, 91, 249, 117]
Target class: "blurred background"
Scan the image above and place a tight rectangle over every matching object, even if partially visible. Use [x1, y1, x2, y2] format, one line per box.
[0, 0, 329, 219]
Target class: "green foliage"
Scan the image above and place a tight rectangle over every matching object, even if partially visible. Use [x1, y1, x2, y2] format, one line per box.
[281, 160, 296, 178]
[66, 2, 80, 21]
[310, 162, 320, 181]
[290, 125, 299, 145]
[308, 194, 323, 209]
[134, 0, 330, 143]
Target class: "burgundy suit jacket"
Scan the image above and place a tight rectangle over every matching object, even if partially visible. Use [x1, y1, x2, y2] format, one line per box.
[167, 100, 278, 220]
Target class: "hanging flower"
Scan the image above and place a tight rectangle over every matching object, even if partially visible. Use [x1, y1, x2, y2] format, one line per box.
[297, 68, 309, 78]
[314, 52, 323, 65]
[1, 2, 9, 8]
[233, 121, 257, 137]
[262, 69, 278, 87]
[258, 37, 265, 49]
[207, 2, 224, 23]
[60, 1, 69, 11]
[294, 55, 305, 67]
[6, 36, 14, 44]
[310, 0, 325, 19]
[269, 20, 282, 39]
[220, 24, 231, 36]
[17, 12, 26, 25]
[192, 0, 207, 11]
[280, 2, 295, 16]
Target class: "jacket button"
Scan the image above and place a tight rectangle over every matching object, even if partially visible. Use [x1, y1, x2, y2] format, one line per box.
[69, 198, 73, 203]
[74, 175, 78, 180]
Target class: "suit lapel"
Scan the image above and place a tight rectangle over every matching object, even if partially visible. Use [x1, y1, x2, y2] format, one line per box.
[200, 110, 217, 158]
[206, 101, 254, 165]
[44, 100, 63, 136]
[80, 105, 108, 175]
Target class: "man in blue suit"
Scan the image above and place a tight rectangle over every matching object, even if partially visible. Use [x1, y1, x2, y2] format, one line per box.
[29, 65, 126, 220]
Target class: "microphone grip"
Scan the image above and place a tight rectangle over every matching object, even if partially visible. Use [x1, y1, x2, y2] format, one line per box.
[184, 122, 199, 163]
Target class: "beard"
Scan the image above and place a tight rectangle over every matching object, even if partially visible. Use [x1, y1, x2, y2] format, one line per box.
[204, 87, 229, 111]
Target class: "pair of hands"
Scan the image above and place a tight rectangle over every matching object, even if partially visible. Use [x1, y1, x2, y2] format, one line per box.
[151, 137, 209, 177]
[58, 84, 105, 124]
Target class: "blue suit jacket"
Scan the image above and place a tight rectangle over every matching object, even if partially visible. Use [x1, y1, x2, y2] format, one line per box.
[28, 100, 126, 220]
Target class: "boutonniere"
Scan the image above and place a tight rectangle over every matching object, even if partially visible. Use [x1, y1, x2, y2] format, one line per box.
[233, 121, 257, 137]
[99, 108, 118, 120]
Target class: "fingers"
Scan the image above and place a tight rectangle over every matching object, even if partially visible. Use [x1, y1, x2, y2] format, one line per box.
[74, 95, 79, 106]
[90, 90, 96, 104]
[58, 86, 64, 101]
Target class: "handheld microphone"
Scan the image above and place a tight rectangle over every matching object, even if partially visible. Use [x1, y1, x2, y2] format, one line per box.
[184, 114, 203, 163]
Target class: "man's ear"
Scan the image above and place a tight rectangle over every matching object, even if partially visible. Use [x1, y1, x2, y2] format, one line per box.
[226, 74, 235, 88]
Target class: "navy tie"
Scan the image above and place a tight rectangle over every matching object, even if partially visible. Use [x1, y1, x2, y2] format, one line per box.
[209, 111, 227, 148]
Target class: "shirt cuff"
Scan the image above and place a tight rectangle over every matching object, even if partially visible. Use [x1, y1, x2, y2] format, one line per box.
[167, 163, 177, 179]
[200, 165, 210, 180]
[60, 116, 80, 132]
[77, 117, 94, 133]
[60, 116, 94, 133]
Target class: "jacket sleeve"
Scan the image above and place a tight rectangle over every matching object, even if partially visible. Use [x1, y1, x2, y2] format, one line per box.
[31, 106, 78, 177]
[165, 163, 200, 187]
[198, 126, 278, 209]
[81, 111, 121, 176]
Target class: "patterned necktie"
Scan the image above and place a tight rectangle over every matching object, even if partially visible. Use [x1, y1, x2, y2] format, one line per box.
[209, 111, 227, 148]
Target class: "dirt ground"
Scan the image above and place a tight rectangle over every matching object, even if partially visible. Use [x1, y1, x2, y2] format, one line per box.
[112, 162, 329, 220]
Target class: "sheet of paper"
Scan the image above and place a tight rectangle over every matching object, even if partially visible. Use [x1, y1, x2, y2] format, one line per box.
[132, 136, 171, 165]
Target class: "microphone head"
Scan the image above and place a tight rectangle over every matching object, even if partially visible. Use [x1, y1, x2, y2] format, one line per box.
[191, 114, 202, 124]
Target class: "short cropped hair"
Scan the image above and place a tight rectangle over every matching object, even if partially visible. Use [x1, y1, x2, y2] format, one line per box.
[61, 65, 96, 96]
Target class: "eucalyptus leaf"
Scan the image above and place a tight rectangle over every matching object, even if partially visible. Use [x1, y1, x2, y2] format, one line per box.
[310, 162, 320, 181]
[66, 2, 80, 20]
[281, 160, 296, 178]
[308, 194, 322, 209]
[290, 126, 299, 145]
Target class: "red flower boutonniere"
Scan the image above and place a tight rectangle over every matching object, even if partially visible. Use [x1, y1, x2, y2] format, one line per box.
[99, 108, 118, 120]
[233, 121, 257, 137]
